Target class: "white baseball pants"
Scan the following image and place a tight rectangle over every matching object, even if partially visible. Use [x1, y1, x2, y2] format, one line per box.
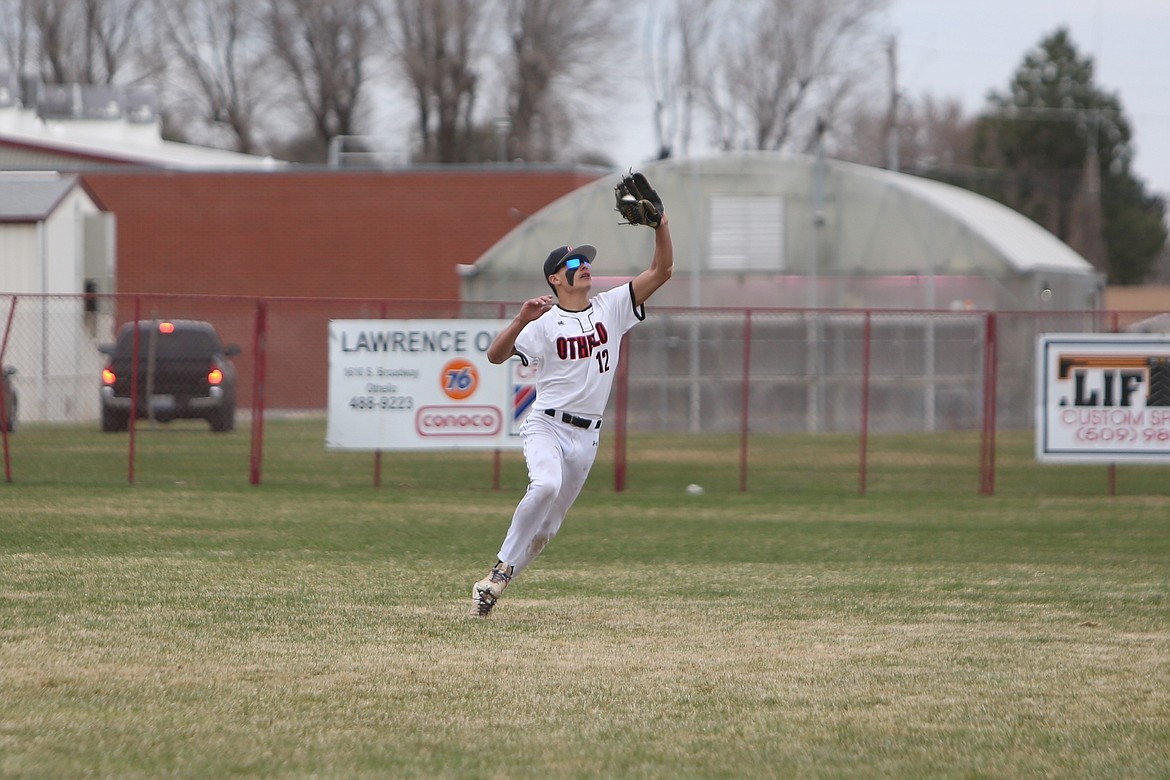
[496, 410, 601, 575]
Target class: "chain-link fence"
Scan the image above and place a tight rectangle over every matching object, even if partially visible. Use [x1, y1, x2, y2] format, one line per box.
[2, 292, 1166, 494]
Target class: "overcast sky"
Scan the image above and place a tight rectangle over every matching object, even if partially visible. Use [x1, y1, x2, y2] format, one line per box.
[614, 0, 1169, 200]
[887, 0, 1169, 198]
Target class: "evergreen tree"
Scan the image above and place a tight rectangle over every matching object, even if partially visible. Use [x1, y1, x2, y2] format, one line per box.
[971, 28, 1166, 284]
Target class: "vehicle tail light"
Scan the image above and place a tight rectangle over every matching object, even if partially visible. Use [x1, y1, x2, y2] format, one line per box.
[208, 367, 224, 385]
[159, 321, 175, 334]
[102, 367, 116, 385]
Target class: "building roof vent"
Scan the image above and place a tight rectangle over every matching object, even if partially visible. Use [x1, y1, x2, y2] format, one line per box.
[37, 83, 80, 119]
[80, 85, 123, 120]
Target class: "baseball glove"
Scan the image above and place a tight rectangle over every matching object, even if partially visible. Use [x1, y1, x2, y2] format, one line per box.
[614, 171, 664, 229]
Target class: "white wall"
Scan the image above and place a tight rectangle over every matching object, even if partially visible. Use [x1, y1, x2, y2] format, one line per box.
[1, 183, 108, 423]
[45, 186, 100, 293]
[0, 224, 40, 293]
[0, 183, 101, 295]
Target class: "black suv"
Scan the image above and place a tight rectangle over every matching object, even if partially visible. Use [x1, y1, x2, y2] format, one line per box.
[99, 320, 240, 432]
[2, 365, 15, 432]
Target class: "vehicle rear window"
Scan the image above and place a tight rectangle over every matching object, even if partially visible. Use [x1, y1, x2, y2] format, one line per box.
[114, 328, 220, 358]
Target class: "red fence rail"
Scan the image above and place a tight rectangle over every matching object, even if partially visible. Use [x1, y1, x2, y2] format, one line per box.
[2, 292, 1167, 494]
[0, 298, 16, 483]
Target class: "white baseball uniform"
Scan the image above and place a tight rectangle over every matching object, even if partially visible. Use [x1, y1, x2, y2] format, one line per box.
[495, 281, 646, 574]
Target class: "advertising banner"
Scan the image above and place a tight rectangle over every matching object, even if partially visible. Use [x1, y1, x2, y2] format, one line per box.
[327, 319, 529, 450]
[1035, 334, 1170, 463]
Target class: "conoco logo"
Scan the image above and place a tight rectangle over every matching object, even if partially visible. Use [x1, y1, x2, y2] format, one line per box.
[416, 405, 502, 436]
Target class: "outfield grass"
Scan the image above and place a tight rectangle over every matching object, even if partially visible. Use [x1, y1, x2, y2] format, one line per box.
[2, 422, 1168, 778]
[6, 419, 1170, 497]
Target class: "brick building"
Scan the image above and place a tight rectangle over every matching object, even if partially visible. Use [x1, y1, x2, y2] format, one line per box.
[74, 168, 604, 410]
[82, 167, 604, 303]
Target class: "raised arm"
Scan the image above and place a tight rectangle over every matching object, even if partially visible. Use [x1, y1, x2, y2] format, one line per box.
[630, 215, 674, 307]
[487, 295, 553, 364]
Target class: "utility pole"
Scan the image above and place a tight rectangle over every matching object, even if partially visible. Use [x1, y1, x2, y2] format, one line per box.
[885, 36, 900, 173]
[809, 118, 827, 308]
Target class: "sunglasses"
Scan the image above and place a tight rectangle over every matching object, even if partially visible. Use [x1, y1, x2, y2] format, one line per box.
[562, 257, 591, 271]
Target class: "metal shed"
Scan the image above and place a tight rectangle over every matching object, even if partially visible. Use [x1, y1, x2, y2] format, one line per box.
[459, 152, 1103, 312]
[0, 172, 111, 423]
[458, 153, 1105, 435]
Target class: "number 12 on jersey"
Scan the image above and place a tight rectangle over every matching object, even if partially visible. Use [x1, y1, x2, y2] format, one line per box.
[594, 349, 610, 373]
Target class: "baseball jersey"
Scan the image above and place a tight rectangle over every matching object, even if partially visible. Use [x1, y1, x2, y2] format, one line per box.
[513, 282, 646, 416]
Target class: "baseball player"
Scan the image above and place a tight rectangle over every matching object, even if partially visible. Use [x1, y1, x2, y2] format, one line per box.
[472, 172, 673, 617]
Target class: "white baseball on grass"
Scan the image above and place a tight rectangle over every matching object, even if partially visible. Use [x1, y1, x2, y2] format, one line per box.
[685, 483, 704, 496]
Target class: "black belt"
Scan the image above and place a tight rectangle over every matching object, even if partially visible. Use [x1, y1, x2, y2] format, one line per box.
[544, 409, 602, 430]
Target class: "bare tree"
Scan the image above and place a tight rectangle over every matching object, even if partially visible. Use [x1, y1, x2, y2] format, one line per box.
[835, 94, 975, 175]
[27, 0, 144, 84]
[149, 0, 274, 154]
[88, 0, 143, 83]
[384, 0, 485, 163]
[0, 0, 36, 79]
[646, 0, 719, 159]
[703, 0, 888, 152]
[267, 0, 376, 160]
[901, 97, 975, 174]
[500, 0, 619, 162]
[30, 0, 73, 82]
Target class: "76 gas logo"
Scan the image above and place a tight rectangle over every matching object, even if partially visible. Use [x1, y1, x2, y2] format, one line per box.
[440, 358, 479, 400]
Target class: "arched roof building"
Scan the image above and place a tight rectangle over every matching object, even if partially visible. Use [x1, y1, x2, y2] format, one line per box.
[460, 153, 1102, 311]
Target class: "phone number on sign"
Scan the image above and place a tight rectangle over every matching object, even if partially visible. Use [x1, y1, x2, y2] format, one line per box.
[349, 396, 414, 411]
[1072, 426, 1170, 443]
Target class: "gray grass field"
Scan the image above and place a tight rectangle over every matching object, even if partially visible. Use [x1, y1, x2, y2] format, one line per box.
[2, 422, 1168, 778]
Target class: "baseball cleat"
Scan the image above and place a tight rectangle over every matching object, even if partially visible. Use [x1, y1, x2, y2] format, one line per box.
[471, 564, 513, 617]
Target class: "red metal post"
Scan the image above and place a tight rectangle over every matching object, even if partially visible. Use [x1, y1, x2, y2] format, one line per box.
[374, 301, 387, 487]
[739, 310, 752, 492]
[0, 296, 17, 483]
[979, 312, 998, 495]
[859, 311, 872, 494]
[249, 299, 269, 486]
[1107, 311, 1119, 494]
[494, 301, 508, 491]
[613, 333, 631, 492]
[128, 297, 141, 485]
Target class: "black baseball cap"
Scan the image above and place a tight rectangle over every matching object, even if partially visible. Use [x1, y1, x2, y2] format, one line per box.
[543, 244, 597, 280]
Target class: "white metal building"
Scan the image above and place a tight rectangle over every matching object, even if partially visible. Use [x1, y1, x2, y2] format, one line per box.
[0, 172, 109, 293]
[459, 153, 1103, 312]
[0, 172, 112, 423]
[458, 153, 1105, 434]
[0, 77, 282, 171]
